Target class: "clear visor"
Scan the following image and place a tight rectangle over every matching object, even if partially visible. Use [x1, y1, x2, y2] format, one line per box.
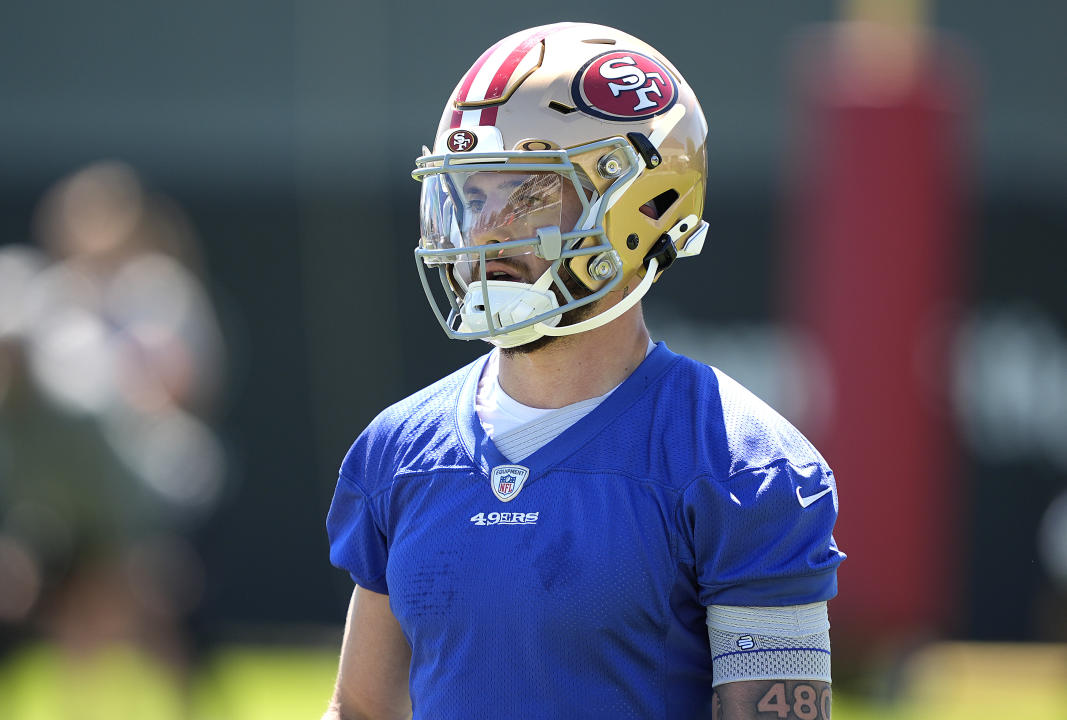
[419, 171, 573, 286]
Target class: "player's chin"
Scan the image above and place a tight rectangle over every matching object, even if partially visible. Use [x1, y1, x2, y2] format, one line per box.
[500, 300, 597, 356]
[502, 333, 558, 356]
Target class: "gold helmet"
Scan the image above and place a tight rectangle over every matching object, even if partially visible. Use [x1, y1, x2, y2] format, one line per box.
[414, 22, 708, 347]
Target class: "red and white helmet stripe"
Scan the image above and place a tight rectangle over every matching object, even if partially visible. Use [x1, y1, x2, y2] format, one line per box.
[449, 22, 575, 128]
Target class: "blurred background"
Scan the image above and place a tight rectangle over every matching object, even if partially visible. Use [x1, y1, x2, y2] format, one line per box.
[0, 0, 1064, 718]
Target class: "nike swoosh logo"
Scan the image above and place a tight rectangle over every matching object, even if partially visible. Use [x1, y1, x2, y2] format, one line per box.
[796, 486, 832, 508]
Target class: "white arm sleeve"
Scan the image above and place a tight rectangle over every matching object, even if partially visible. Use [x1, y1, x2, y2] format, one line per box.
[706, 602, 831, 687]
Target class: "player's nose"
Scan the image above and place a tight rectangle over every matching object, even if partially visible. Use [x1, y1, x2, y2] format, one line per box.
[470, 221, 513, 248]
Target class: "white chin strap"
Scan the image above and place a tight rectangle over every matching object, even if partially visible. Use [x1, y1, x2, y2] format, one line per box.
[528, 211, 707, 341]
[534, 256, 659, 337]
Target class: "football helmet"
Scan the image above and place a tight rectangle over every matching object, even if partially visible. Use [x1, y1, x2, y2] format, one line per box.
[414, 22, 708, 347]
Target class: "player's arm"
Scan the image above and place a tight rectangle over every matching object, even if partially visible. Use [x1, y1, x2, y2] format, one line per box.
[712, 679, 831, 719]
[323, 585, 412, 720]
[706, 603, 833, 720]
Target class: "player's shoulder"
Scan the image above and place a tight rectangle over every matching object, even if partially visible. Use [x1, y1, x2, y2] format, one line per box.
[372, 357, 477, 433]
[664, 350, 827, 478]
[339, 354, 484, 491]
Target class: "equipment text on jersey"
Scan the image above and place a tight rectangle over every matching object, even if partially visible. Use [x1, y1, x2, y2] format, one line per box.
[470, 511, 539, 526]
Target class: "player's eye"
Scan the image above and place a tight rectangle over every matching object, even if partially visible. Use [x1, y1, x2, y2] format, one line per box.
[506, 188, 543, 209]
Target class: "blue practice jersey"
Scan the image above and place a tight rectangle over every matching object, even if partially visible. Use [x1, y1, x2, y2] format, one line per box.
[328, 343, 844, 719]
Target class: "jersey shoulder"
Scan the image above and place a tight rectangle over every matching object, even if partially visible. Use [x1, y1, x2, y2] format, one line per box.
[339, 354, 484, 494]
[668, 353, 828, 478]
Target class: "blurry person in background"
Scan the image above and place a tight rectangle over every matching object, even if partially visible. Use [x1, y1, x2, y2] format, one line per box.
[0, 161, 226, 711]
[324, 23, 844, 720]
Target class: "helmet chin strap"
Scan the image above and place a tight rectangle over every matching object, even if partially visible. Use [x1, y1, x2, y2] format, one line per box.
[533, 256, 659, 337]
[470, 257, 650, 348]
[491, 209, 702, 344]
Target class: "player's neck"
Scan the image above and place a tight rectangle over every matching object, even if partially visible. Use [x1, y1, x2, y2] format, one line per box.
[496, 303, 650, 409]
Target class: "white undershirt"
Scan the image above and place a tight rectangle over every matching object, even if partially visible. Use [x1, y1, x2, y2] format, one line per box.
[475, 339, 655, 462]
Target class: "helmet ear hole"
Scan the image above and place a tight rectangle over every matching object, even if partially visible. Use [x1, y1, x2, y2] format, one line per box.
[640, 189, 679, 220]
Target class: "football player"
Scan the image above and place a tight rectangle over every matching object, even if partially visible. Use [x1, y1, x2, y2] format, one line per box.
[324, 22, 844, 720]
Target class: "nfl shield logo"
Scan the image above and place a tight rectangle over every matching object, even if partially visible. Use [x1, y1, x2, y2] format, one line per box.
[490, 464, 530, 502]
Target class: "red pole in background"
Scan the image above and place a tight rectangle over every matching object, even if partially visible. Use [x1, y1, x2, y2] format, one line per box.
[784, 3, 971, 642]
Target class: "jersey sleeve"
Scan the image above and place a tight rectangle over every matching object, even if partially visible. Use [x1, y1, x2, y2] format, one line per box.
[680, 459, 844, 607]
[706, 603, 832, 685]
[326, 436, 390, 594]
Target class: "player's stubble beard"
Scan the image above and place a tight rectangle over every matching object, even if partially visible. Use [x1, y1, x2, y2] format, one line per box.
[500, 261, 598, 357]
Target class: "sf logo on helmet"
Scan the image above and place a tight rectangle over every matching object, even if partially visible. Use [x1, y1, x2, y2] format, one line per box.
[447, 129, 478, 152]
[571, 50, 678, 122]
[599, 56, 664, 112]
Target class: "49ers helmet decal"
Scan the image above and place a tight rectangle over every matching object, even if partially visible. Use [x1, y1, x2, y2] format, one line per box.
[570, 51, 678, 122]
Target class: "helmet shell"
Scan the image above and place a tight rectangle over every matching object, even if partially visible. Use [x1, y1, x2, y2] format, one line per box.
[432, 22, 707, 291]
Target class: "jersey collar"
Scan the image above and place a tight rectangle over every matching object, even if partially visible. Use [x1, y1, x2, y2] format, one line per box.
[456, 341, 681, 480]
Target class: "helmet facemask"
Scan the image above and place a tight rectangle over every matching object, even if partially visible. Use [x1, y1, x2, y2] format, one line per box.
[414, 138, 640, 348]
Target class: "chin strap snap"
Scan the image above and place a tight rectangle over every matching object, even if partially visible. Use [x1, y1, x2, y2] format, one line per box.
[643, 233, 677, 275]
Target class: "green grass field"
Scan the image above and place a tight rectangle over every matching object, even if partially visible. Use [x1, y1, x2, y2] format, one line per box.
[0, 641, 1063, 719]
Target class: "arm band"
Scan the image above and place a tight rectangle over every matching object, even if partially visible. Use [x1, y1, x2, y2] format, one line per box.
[706, 602, 832, 687]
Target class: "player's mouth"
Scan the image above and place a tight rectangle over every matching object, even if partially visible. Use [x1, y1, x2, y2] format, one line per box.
[483, 261, 523, 282]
